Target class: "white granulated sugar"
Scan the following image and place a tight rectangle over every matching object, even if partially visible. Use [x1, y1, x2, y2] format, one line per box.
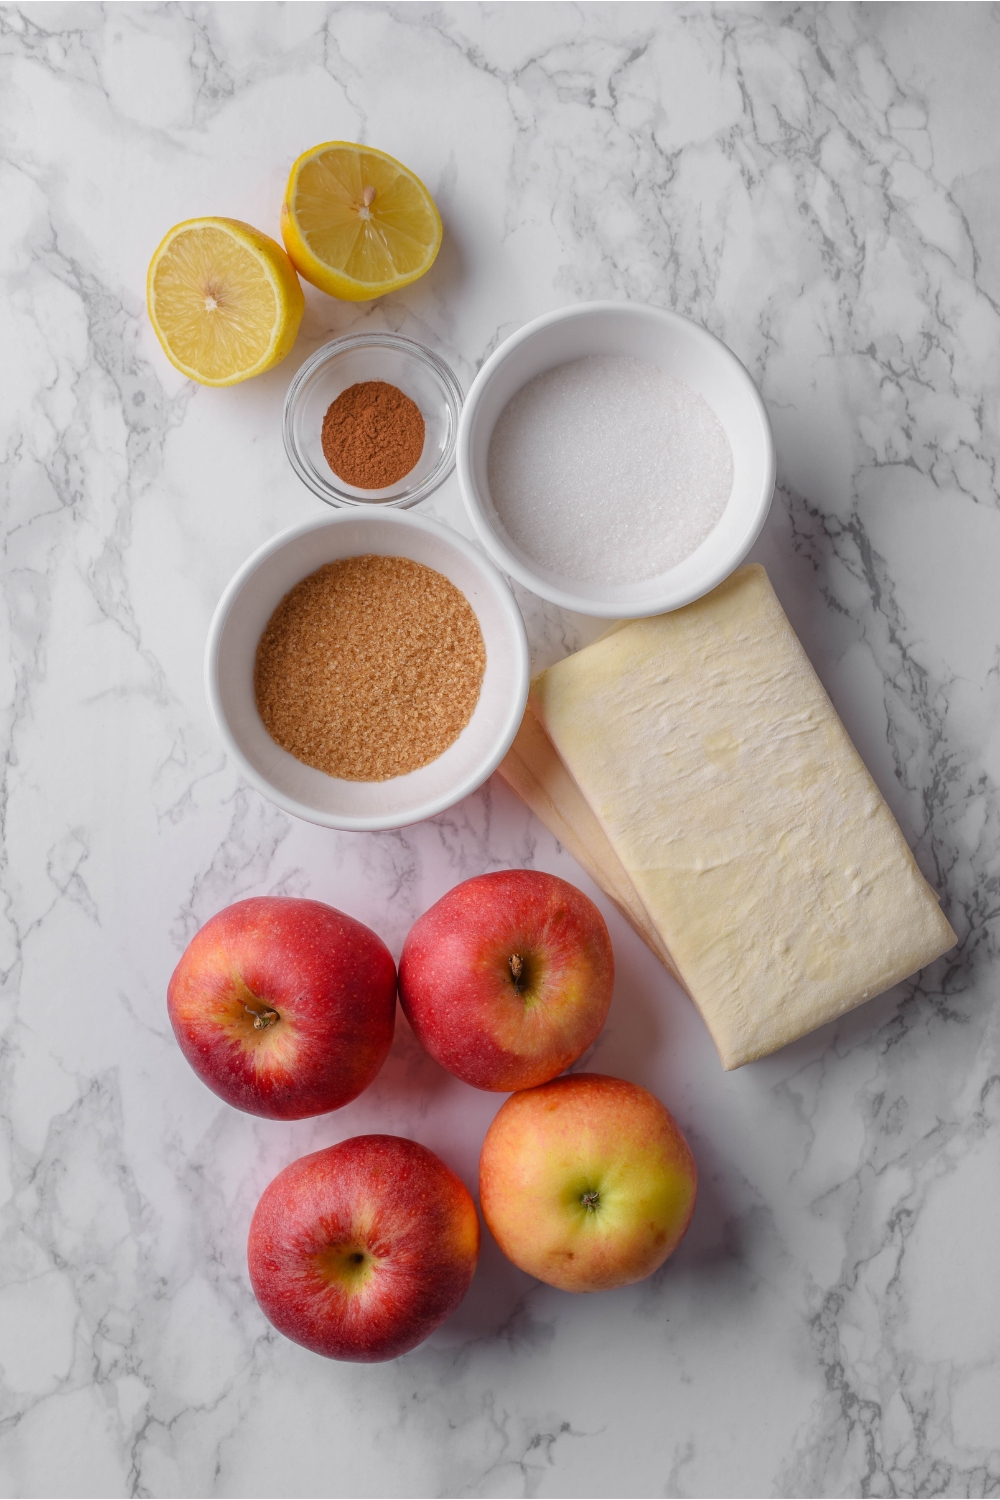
[487, 355, 734, 585]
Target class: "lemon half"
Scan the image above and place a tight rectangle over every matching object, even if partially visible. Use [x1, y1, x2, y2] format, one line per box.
[281, 142, 443, 301]
[147, 217, 305, 387]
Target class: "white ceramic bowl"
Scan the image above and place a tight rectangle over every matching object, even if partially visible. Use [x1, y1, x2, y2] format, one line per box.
[457, 301, 775, 618]
[206, 512, 529, 831]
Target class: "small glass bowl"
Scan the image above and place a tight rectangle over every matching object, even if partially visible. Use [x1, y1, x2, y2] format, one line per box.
[283, 332, 464, 509]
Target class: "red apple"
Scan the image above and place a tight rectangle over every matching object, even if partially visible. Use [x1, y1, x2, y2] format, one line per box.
[479, 1073, 697, 1292]
[248, 1135, 480, 1361]
[398, 871, 614, 1091]
[167, 896, 396, 1119]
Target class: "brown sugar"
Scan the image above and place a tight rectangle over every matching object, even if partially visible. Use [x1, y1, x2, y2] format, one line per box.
[321, 381, 425, 489]
[253, 555, 486, 782]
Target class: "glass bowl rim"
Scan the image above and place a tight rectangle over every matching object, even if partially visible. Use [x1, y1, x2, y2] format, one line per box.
[282, 331, 464, 509]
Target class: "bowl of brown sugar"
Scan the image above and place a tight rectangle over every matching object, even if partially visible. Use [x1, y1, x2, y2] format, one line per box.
[283, 333, 463, 509]
[206, 511, 529, 831]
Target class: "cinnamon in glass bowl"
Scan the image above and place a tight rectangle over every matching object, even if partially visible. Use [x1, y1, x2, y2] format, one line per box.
[320, 380, 425, 489]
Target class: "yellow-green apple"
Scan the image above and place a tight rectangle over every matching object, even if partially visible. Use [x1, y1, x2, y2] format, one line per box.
[167, 897, 396, 1119]
[479, 1073, 697, 1292]
[247, 1135, 480, 1361]
[398, 871, 614, 1091]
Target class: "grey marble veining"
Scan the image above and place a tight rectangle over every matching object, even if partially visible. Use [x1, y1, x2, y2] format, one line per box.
[0, 3, 997, 1496]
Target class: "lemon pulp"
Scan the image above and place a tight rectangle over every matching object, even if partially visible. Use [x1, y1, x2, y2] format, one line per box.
[147, 217, 304, 387]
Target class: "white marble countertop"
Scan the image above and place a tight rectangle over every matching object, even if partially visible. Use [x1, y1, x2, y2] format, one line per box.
[2, 4, 998, 1496]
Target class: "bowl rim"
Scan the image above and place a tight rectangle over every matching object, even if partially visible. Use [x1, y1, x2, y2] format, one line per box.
[282, 331, 464, 510]
[456, 299, 776, 618]
[205, 510, 530, 832]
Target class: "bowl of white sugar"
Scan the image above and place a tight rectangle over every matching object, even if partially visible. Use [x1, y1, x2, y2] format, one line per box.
[456, 302, 775, 617]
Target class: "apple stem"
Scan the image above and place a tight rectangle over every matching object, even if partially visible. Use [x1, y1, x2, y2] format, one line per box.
[244, 1003, 279, 1031]
[508, 953, 524, 990]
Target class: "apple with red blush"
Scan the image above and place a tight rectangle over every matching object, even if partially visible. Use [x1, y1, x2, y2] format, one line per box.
[479, 1073, 697, 1292]
[167, 896, 396, 1119]
[248, 1135, 480, 1361]
[398, 870, 614, 1091]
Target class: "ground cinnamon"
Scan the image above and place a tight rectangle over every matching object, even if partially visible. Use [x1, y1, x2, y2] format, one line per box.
[253, 555, 485, 782]
[321, 381, 425, 489]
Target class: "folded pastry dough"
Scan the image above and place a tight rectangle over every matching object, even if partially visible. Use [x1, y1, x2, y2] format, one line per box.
[499, 565, 955, 1069]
